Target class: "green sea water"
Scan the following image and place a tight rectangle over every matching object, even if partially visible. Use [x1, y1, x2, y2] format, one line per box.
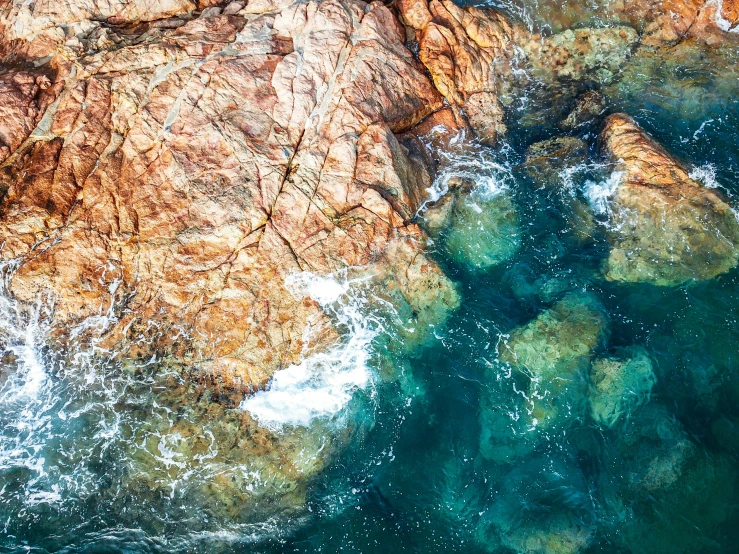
[3, 1, 739, 553]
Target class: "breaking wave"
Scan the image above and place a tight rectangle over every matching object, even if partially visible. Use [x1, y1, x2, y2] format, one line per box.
[241, 271, 380, 430]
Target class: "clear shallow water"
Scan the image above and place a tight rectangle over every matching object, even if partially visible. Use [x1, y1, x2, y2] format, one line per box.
[4, 3, 739, 554]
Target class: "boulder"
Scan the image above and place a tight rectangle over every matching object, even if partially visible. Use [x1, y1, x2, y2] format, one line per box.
[589, 346, 656, 427]
[523, 136, 587, 188]
[600, 114, 739, 286]
[498, 293, 607, 428]
[560, 90, 606, 129]
[0, 0, 458, 391]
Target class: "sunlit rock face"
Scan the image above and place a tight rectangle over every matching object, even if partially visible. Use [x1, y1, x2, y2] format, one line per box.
[600, 114, 739, 286]
[398, 0, 518, 145]
[0, 0, 460, 390]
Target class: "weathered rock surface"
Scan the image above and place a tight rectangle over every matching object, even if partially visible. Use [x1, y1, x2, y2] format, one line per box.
[600, 114, 739, 286]
[399, 0, 518, 145]
[611, 0, 739, 46]
[0, 0, 459, 390]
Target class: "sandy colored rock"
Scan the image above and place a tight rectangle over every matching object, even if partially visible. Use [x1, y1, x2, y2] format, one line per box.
[600, 113, 739, 286]
[0, 0, 456, 391]
[399, 0, 518, 144]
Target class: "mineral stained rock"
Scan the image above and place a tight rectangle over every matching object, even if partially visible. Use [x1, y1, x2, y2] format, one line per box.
[0, 0, 460, 390]
[600, 114, 739, 286]
[398, 0, 518, 145]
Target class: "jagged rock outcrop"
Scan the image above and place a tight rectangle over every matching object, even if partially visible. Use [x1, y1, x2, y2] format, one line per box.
[611, 0, 739, 46]
[398, 0, 518, 145]
[600, 114, 739, 286]
[0, 0, 460, 390]
[398, 0, 640, 141]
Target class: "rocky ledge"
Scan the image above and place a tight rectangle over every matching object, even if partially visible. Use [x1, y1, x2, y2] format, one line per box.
[1, 0, 739, 393]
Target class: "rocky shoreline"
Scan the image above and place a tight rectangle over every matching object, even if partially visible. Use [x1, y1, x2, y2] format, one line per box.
[1, 0, 738, 392]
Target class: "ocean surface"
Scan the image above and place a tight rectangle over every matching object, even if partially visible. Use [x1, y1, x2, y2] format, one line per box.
[3, 0, 739, 552]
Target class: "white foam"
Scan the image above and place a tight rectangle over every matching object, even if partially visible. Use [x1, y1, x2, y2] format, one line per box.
[584, 170, 624, 215]
[419, 142, 514, 214]
[689, 163, 720, 188]
[241, 271, 377, 430]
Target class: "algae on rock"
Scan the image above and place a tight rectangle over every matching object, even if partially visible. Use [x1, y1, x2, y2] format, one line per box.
[589, 346, 656, 427]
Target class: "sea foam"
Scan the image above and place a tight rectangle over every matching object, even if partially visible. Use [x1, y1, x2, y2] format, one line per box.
[241, 271, 378, 430]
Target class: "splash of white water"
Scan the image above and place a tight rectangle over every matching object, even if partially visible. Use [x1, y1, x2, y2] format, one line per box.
[420, 140, 515, 213]
[241, 271, 378, 430]
[584, 170, 624, 215]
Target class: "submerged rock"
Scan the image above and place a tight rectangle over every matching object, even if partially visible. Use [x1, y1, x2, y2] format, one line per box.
[497, 293, 607, 429]
[441, 191, 521, 271]
[523, 137, 587, 188]
[589, 346, 656, 427]
[600, 114, 739, 286]
[520, 26, 639, 86]
[484, 457, 595, 554]
[500, 293, 607, 382]
[560, 90, 606, 130]
[611, 405, 736, 554]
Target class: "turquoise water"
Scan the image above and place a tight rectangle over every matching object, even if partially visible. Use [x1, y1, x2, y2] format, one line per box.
[4, 2, 739, 553]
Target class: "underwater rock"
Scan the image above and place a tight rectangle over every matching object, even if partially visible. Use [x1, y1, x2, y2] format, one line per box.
[611, 405, 736, 554]
[500, 293, 607, 382]
[418, 144, 522, 271]
[501, 513, 592, 554]
[600, 113, 739, 286]
[0, 0, 459, 389]
[498, 293, 607, 429]
[560, 90, 606, 130]
[441, 191, 521, 271]
[486, 457, 595, 554]
[523, 137, 587, 188]
[589, 346, 656, 428]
